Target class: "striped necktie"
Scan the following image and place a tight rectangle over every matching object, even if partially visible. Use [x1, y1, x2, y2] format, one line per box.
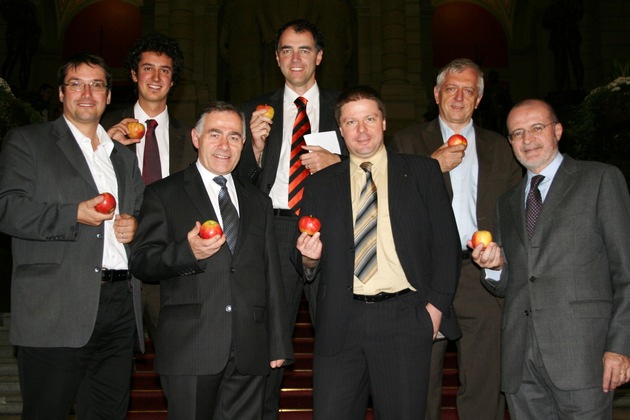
[288, 97, 311, 215]
[354, 162, 378, 283]
[213, 176, 239, 253]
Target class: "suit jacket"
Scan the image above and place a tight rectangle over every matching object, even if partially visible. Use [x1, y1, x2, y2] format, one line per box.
[390, 119, 522, 232]
[0, 117, 145, 350]
[296, 151, 462, 356]
[130, 165, 293, 376]
[100, 105, 197, 177]
[237, 87, 347, 189]
[482, 156, 630, 392]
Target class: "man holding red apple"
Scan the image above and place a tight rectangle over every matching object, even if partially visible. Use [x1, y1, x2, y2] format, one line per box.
[471, 99, 630, 418]
[390, 58, 522, 420]
[130, 102, 292, 419]
[0, 53, 145, 419]
[101, 32, 197, 341]
[238, 19, 348, 418]
[296, 85, 461, 419]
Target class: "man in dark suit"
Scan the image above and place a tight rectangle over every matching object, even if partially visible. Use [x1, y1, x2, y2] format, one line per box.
[130, 102, 293, 419]
[296, 85, 461, 419]
[390, 58, 522, 420]
[0, 53, 144, 419]
[471, 99, 630, 418]
[238, 19, 347, 418]
[101, 32, 197, 339]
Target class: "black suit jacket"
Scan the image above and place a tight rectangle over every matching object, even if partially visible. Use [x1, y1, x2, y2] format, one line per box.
[130, 165, 293, 376]
[100, 105, 197, 177]
[238, 87, 347, 189]
[0, 117, 145, 350]
[296, 151, 462, 356]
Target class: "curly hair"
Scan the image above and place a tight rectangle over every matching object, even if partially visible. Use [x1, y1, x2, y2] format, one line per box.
[125, 32, 184, 87]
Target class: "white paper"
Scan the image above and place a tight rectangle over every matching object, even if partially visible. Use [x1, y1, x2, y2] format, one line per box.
[304, 131, 341, 154]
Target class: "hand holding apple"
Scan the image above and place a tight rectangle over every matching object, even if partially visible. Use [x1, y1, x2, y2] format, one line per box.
[94, 192, 117, 214]
[471, 230, 493, 249]
[447, 134, 468, 148]
[199, 219, 223, 239]
[256, 104, 275, 119]
[127, 122, 146, 139]
[298, 215, 321, 236]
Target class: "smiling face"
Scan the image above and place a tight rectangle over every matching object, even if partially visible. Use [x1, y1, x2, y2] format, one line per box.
[507, 100, 562, 174]
[192, 110, 244, 175]
[338, 98, 386, 160]
[275, 29, 323, 94]
[59, 63, 110, 130]
[131, 51, 174, 109]
[434, 67, 482, 131]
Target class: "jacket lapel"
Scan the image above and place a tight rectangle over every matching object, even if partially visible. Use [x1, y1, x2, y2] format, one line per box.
[53, 119, 99, 194]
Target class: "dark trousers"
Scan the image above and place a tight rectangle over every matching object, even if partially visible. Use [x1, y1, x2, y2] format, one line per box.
[263, 214, 307, 420]
[313, 291, 433, 420]
[161, 349, 266, 420]
[18, 280, 135, 420]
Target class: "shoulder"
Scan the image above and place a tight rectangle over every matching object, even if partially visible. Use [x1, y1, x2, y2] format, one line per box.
[241, 90, 282, 111]
[100, 107, 131, 130]
[391, 151, 440, 172]
[168, 113, 192, 131]
[394, 121, 433, 139]
[318, 88, 341, 103]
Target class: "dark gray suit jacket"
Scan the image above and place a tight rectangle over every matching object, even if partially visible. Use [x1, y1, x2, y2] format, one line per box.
[483, 155, 630, 392]
[100, 105, 197, 177]
[130, 165, 293, 376]
[296, 151, 462, 356]
[238, 87, 347, 188]
[0, 117, 145, 350]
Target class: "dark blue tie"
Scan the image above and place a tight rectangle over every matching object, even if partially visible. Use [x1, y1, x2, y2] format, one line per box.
[213, 176, 239, 253]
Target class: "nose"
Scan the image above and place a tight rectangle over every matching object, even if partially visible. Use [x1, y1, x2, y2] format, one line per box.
[454, 88, 464, 101]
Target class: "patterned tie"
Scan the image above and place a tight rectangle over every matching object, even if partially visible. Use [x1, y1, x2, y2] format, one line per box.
[213, 176, 240, 253]
[354, 162, 378, 283]
[288, 97, 311, 215]
[142, 119, 162, 185]
[526, 175, 545, 238]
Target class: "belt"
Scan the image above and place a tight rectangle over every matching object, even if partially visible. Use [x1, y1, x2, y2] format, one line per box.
[462, 250, 471, 260]
[353, 288, 411, 303]
[101, 269, 130, 284]
[273, 208, 296, 218]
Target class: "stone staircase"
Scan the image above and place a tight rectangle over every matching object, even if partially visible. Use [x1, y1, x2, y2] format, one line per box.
[0, 314, 20, 417]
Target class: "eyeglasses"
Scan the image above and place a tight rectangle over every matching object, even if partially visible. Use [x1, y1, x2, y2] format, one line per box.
[508, 122, 557, 141]
[63, 80, 108, 92]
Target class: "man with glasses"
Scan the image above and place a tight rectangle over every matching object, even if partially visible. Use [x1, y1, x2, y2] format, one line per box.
[390, 58, 522, 420]
[471, 99, 630, 418]
[0, 53, 144, 419]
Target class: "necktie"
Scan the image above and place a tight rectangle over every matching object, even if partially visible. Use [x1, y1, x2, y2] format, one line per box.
[143, 119, 162, 185]
[213, 176, 240, 253]
[354, 162, 378, 283]
[288, 97, 311, 215]
[526, 175, 545, 238]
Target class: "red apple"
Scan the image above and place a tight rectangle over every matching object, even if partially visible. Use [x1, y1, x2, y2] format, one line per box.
[95, 192, 116, 214]
[199, 220, 223, 239]
[471, 230, 493, 249]
[298, 215, 321, 236]
[127, 122, 145, 139]
[256, 104, 275, 119]
[447, 134, 468, 148]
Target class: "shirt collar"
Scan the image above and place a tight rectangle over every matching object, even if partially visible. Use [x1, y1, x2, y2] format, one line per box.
[350, 144, 387, 176]
[437, 116, 475, 142]
[283, 82, 320, 106]
[527, 151, 564, 184]
[64, 116, 113, 154]
[134, 102, 169, 127]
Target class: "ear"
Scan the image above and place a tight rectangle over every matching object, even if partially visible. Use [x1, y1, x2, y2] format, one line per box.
[191, 128, 200, 150]
[554, 122, 563, 142]
[131, 70, 138, 83]
[433, 86, 440, 104]
[315, 49, 323, 66]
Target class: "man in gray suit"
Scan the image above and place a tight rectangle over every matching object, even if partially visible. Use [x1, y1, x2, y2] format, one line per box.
[130, 102, 293, 419]
[471, 99, 630, 418]
[101, 32, 197, 340]
[0, 53, 144, 419]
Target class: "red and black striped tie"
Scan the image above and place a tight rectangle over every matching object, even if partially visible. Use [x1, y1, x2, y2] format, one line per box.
[288, 97, 311, 215]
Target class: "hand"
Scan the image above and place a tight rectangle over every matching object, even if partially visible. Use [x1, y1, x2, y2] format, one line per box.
[187, 221, 227, 260]
[425, 303, 443, 340]
[270, 359, 285, 369]
[107, 118, 142, 145]
[467, 240, 504, 270]
[602, 351, 630, 392]
[297, 231, 322, 267]
[249, 108, 273, 158]
[431, 143, 466, 173]
[114, 214, 137, 244]
[300, 145, 342, 173]
[77, 195, 115, 226]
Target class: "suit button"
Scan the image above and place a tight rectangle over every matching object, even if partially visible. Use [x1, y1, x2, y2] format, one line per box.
[96, 233, 103, 239]
[230, 267, 236, 273]
[225, 305, 232, 312]
[94, 267, 101, 273]
[529, 276, 536, 282]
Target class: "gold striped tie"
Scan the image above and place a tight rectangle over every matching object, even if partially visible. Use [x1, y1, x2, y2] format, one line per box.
[354, 162, 378, 283]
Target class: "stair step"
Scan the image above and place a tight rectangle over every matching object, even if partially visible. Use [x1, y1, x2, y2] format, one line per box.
[131, 372, 161, 390]
[127, 411, 167, 419]
[292, 338, 313, 353]
[292, 323, 314, 338]
[292, 353, 313, 370]
[281, 370, 312, 388]
[0, 363, 17, 377]
[128, 390, 167, 411]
